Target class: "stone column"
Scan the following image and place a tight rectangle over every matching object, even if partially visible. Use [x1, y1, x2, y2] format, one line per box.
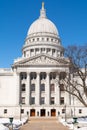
[26, 73, 30, 105]
[55, 75, 60, 105]
[36, 72, 40, 105]
[29, 50, 30, 57]
[46, 72, 50, 105]
[55, 50, 57, 57]
[15, 72, 21, 105]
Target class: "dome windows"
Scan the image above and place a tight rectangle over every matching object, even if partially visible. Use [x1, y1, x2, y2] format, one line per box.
[31, 49, 34, 52]
[37, 38, 39, 41]
[33, 38, 35, 42]
[47, 38, 49, 41]
[51, 39, 53, 42]
[42, 38, 44, 41]
[22, 4, 63, 60]
[47, 48, 50, 52]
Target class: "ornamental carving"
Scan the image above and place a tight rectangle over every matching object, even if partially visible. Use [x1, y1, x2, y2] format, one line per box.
[17, 55, 68, 66]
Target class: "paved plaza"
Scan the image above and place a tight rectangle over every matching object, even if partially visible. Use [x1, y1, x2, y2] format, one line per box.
[19, 118, 69, 130]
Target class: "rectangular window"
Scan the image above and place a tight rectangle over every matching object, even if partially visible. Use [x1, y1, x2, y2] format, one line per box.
[22, 97, 25, 104]
[52, 49, 55, 53]
[62, 109, 65, 113]
[22, 84, 26, 92]
[50, 84, 55, 92]
[60, 84, 64, 91]
[79, 109, 82, 114]
[41, 97, 45, 104]
[47, 48, 50, 52]
[4, 109, 7, 114]
[50, 97, 55, 104]
[21, 109, 24, 114]
[31, 49, 34, 52]
[31, 97, 35, 105]
[41, 84, 45, 92]
[36, 48, 39, 51]
[31, 84, 35, 92]
[60, 97, 64, 105]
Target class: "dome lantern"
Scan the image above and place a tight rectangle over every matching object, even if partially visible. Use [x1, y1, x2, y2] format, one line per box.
[40, 2, 46, 18]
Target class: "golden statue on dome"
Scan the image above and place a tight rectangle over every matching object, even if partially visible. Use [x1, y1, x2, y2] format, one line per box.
[42, 2, 44, 9]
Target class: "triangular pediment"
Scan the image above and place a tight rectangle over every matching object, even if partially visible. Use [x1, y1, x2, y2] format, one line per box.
[13, 54, 69, 67]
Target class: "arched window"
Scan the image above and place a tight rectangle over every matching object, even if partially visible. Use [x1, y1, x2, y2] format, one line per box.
[33, 38, 35, 42]
[30, 72, 37, 80]
[40, 72, 46, 80]
[47, 38, 49, 41]
[50, 72, 56, 80]
[37, 38, 39, 41]
[20, 72, 27, 80]
[59, 72, 66, 80]
[51, 39, 53, 42]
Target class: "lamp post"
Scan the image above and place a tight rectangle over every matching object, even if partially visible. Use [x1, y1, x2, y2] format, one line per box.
[9, 117, 13, 130]
[27, 111, 29, 121]
[20, 103, 22, 121]
[65, 104, 67, 122]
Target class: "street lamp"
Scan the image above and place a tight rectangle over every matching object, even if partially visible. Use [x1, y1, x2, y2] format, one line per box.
[64, 104, 67, 122]
[27, 111, 29, 121]
[20, 103, 22, 121]
[9, 117, 13, 130]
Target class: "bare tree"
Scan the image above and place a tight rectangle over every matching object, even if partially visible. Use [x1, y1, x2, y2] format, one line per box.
[59, 45, 87, 107]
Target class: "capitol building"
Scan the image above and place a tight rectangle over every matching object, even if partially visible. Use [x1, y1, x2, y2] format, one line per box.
[0, 3, 86, 118]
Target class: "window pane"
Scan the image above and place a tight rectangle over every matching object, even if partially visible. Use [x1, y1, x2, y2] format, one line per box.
[21, 109, 24, 114]
[41, 84, 45, 92]
[60, 97, 64, 105]
[79, 109, 82, 114]
[31, 97, 35, 105]
[51, 97, 55, 104]
[41, 97, 45, 104]
[31, 84, 35, 91]
[50, 84, 55, 92]
[60, 84, 64, 91]
[22, 97, 25, 104]
[4, 109, 7, 114]
[59, 72, 66, 80]
[22, 84, 26, 92]
[62, 109, 65, 113]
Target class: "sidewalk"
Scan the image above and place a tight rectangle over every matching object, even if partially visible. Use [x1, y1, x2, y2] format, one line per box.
[19, 117, 69, 130]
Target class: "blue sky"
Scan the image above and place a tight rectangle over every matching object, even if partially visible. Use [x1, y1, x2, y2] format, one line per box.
[0, 0, 87, 68]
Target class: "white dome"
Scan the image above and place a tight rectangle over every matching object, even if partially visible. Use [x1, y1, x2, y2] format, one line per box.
[27, 3, 58, 37]
[27, 18, 58, 36]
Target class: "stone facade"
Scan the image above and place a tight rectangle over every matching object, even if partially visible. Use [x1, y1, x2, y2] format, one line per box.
[0, 3, 86, 118]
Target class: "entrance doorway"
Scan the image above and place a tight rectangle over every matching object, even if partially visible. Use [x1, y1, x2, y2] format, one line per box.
[40, 109, 45, 116]
[30, 109, 35, 116]
[51, 109, 56, 116]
